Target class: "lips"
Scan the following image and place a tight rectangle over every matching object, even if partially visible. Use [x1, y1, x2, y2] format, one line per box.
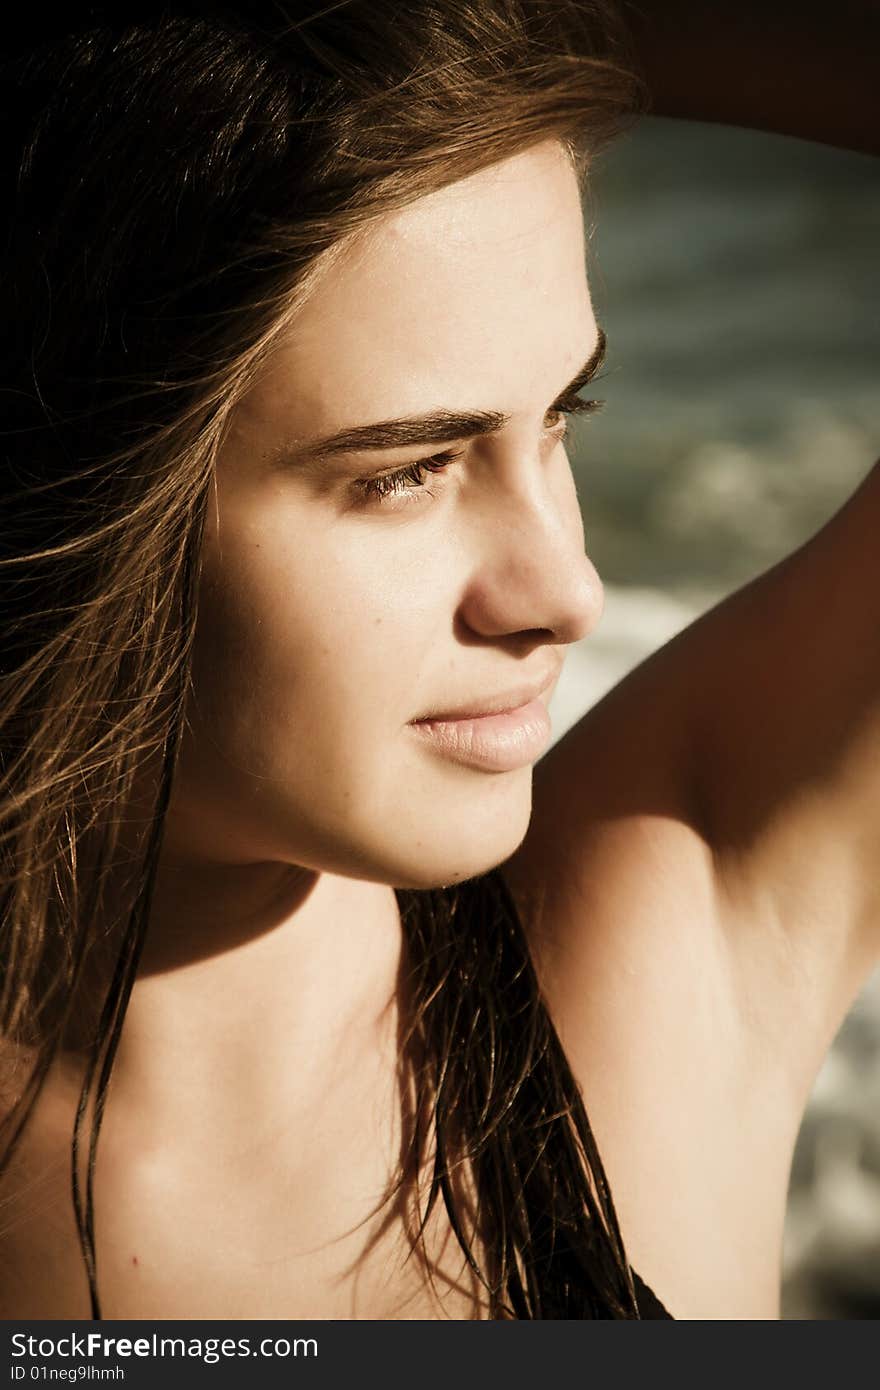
[407, 664, 561, 773]
[410, 665, 561, 724]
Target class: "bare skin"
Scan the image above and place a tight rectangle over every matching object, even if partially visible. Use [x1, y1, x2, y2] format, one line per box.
[504, 459, 880, 1317]
[1, 9, 878, 1322]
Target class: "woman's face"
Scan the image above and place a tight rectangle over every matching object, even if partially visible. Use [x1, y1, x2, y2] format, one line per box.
[167, 139, 604, 889]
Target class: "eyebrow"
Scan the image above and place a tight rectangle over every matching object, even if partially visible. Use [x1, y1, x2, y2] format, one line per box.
[270, 327, 607, 467]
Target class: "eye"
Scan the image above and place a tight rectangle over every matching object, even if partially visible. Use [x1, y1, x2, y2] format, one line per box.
[352, 448, 463, 505]
[543, 395, 605, 434]
[350, 396, 604, 507]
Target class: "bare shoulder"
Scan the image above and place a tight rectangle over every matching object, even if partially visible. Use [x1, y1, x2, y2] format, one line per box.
[504, 455, 880, 1076]
[499, 458, 880, 1316]
[500, 628, 792, 1316]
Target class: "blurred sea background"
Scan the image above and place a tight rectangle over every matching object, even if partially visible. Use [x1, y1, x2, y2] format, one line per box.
[547, 117, 880, 1319]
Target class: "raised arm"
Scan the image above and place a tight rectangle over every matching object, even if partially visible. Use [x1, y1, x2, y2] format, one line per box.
[509, 2, 880, 1108]
[624, 0, 880, 153]
[614, 0, 880, 983]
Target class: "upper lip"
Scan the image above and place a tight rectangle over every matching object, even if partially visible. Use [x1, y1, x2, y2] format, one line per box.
[411, 664, 562, 722]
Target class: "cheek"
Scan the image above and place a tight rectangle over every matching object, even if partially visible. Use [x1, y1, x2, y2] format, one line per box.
[169, 508, 536, 883]
[186, 516, 448, 793]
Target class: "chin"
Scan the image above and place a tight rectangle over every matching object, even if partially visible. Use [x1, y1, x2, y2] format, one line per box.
[377, 774, 534, 891]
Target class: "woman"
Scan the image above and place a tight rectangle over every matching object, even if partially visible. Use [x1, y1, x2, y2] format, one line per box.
[0, 1, 876, 1320]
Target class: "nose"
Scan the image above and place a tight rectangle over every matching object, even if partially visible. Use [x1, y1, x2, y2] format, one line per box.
[457, 456, 604, 646]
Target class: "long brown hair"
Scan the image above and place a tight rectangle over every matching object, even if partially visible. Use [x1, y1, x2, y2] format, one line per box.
[0, 1, 644, 1317]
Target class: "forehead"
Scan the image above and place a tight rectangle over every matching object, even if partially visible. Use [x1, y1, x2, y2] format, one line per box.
[249, 140, 593, 430]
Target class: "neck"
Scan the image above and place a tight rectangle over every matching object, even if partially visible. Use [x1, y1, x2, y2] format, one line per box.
[55, 843, 405, 1154]
[124, 854, 403, 1125]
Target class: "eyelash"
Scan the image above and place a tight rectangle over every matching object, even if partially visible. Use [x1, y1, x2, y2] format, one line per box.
[352, 395, 603, 505]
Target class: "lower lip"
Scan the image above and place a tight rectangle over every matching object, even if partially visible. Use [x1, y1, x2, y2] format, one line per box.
[408, 698, 552, 773]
